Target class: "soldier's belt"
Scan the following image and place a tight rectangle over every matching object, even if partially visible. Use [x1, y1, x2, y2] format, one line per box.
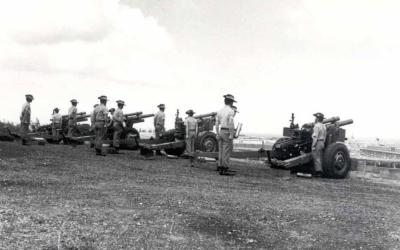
[220, 127, 230, 130]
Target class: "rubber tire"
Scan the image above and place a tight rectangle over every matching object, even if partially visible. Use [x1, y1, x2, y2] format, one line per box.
[195, 131, 218, 152]
[270, 136, 291, 162]
[165, 146, 186, 156]
[120, 128, 140, 150]
[322, 142, 351, 179]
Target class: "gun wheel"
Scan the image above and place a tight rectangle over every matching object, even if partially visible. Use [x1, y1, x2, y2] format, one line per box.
[322, 142, 351, 179]
[196, 132, 218, 152]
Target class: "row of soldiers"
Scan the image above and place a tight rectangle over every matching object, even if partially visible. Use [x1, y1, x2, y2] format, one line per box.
[20, 93, 326, 176]
[19, 93, 240, 175]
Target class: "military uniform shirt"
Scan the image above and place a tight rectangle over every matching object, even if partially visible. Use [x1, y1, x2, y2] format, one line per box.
[154, 111, 165, 127]
[312, 123, 327, 142]
[216, 105, 235, 129]
[68, 106, 77, 120]
[95, 104, 108, 122]
[184, 117, 198, 131]
[20, 102, 31, 123]
[113, 108, 124, 123]
[52, 113, 62, 124]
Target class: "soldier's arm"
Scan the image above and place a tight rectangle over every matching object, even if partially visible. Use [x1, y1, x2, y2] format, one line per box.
[195, 119, 199, 136]
[215, 114, 220, 135]
[312, 126, 320, 148]
[228, 112, 235, 138]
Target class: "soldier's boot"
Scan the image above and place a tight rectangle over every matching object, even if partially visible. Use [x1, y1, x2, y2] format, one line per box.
[95, 148, 102, 155]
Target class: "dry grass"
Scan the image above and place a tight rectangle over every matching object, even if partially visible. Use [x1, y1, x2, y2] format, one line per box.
[0, 141, 399, 249]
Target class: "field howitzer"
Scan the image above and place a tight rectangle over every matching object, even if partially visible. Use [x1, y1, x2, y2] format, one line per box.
[269, 114, 354, 179]
[151, 110, 220, 156]
[35, 112, 93, 143]
[101, 111, 155, 150]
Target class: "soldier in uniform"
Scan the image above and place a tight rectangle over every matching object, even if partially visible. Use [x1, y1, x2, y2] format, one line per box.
[154, 104, 166, 155]
[93, 95, 109, 155]
[312, 112, 327, 176]
[90, 104, 99, 129]
[154, 104, 166, 139]
[51, 108, 62, 140]
[215, 94, 236, 175]
[20, 94, 33, 145]
[112, 100, 125, 153]
[184, 109, 198, 167]
[107, 108, 116, 128]
[67, 99, 78, 138]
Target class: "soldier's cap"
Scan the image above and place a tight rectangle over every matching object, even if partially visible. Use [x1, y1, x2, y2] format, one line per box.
[98, 95, 108, 101]
[70, 99, 78, 103]
[232, 105, 239, 113]
[53, 108, 59, 112]
[116, 100, 125, 105]
[109, 108, 115, 112]
[313, 112, 324, 119]
[186, 109, 195, 115]
[25, 94, 34, 99]
[223, 94, 237, 102]
[158, 104, 165, 108]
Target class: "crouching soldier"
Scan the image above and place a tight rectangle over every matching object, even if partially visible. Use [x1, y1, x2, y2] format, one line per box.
[184, 109, 198, 167]
[112, 100, 125, 153]
[312, 112, 327, 177]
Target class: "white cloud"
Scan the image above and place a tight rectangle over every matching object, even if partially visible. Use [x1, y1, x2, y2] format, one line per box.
[0, 0, 176, 83]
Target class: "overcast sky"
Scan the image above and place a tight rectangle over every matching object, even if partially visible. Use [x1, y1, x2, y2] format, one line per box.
[0, 0, 399, 139]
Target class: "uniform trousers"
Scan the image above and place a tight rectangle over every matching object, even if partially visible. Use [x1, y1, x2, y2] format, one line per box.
[94, 121, 106, 151]
[67, 120, 77, 138]
[312, 141, 325, 172]
[20, 122, 30, 144]
[113, 122, 123, 148]
[52, 123, 61, 140]
[154, 125, 164, 139]
[218, 130, 233, 168]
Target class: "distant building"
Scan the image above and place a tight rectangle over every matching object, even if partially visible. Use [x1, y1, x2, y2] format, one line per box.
[360, 145, 400, 160]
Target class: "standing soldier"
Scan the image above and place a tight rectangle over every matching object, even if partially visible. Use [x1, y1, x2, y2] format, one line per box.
[20, 94, 33, 145]
[93, 95, 109, 156]
[154, 104, 166, 155]
[67, 99, 78, 138]
[112, 100, 125, 153]
[51, 108, 62, 140]
[154, 104, 166, 139]
[312, 112, 327, 177]
[215, 94, 236, 175]
[184, 109, 198, 167]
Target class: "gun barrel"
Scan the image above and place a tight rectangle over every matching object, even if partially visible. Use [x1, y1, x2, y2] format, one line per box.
[335, 119, 353, 127]
[194, 112, 217, 119]
[138, 113, 155, 119]
[125, 112, 143, 117]
[62, 112, 86, 119]
[326, 119, 353, 128]
[303, 116, 341, 127]
[77, 114, 91, 119]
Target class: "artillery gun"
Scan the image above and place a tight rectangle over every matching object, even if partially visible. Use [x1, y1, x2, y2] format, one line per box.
[101, 112, 155, 150]
[268, 113, 354, 178]
[139, 110, 219, 156]
[36, 112, 92, 143]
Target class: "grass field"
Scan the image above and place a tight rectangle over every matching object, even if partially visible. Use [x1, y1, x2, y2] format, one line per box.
[0, 141, 399, 249]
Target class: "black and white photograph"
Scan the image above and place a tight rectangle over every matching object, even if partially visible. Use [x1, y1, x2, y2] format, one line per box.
[0, 0, 399, 249]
